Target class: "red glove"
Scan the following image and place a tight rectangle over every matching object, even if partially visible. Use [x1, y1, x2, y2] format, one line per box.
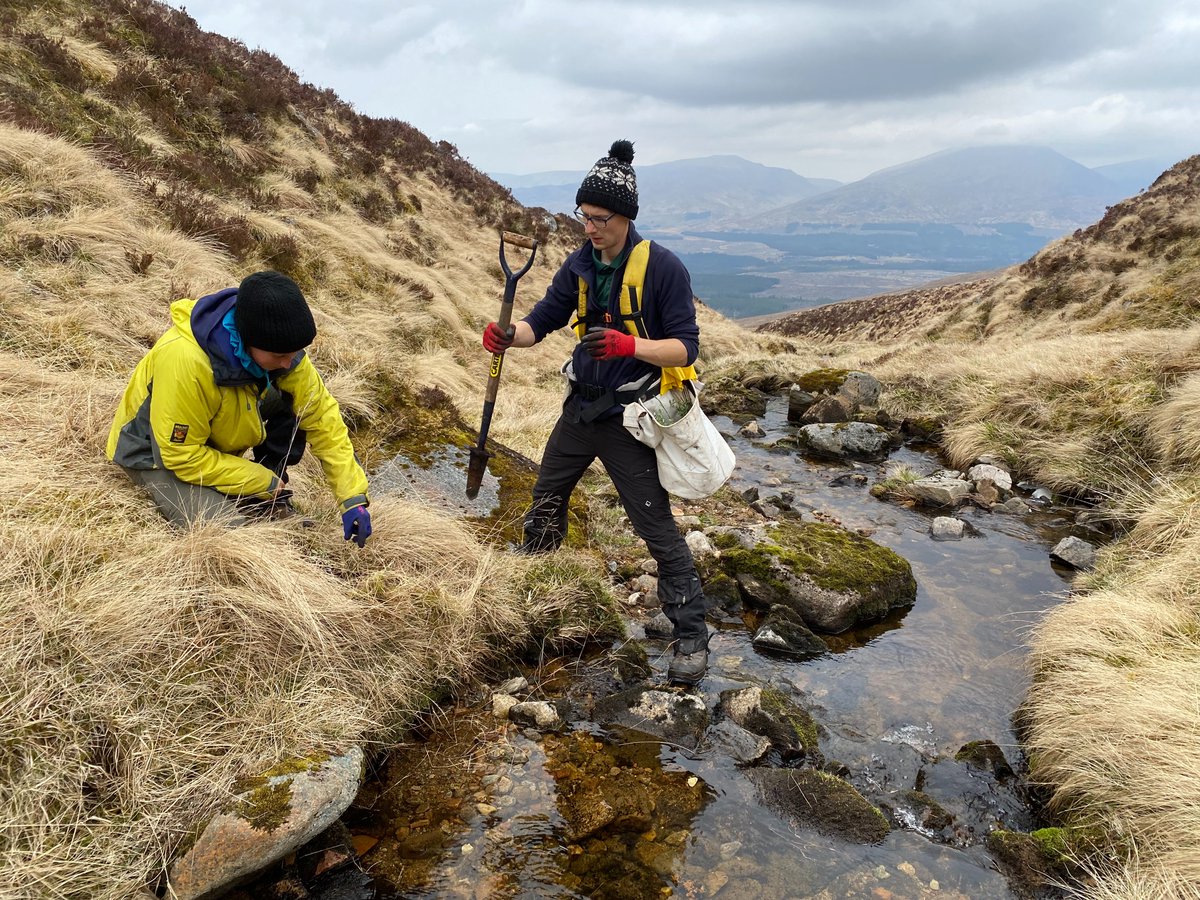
[483, 322, 515, 354]
[581, 327, 636, 360]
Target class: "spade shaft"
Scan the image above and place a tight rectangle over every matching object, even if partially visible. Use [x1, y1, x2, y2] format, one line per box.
[466, 230, 538, 498]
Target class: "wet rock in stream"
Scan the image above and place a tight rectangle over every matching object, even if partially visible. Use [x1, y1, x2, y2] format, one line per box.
[747, 768, 891, 844]
[714, 520, 917, 634]
[751, 603, 829, 658]
[720, 684, 822, 763]
[592, 686, 709, 750]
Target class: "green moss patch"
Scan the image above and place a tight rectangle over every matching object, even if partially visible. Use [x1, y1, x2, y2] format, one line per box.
[723, 521, 915, 598]
[795, 368, 851, 395]
[231, 779, 293, 834]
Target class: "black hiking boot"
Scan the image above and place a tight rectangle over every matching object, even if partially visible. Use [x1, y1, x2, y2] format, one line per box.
[668, 637, 709, 686]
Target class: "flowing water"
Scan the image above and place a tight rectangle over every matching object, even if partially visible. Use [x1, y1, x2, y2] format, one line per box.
[245, 396, 1091, 899]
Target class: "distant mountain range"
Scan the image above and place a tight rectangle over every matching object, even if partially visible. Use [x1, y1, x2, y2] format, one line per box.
[743, 146, 1152, 233]
[492, 155, 840, 230]
[492, 146, 1181, 320]
[494, 147, 1177, 233]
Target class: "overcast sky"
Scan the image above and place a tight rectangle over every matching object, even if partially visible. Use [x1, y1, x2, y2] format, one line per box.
[170, 0, 1198, 182]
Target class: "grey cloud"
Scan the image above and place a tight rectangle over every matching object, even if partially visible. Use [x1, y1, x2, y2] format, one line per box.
[480, 0, 1180, 105]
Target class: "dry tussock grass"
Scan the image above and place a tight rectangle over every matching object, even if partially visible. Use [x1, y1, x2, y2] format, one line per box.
[863, 327, 1200, 494]
[0, 347, 602, 896]
[54, 33, 120, 81]
[1026, 539, 1200, 888]
[0, 120, 630, 894]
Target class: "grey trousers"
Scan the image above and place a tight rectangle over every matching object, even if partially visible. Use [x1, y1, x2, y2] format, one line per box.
[122, 466, 249, 528]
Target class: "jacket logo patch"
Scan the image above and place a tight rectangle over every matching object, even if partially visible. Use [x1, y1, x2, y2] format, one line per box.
[170, 423, 190, 443]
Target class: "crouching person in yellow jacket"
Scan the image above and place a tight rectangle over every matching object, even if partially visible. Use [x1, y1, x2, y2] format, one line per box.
[106, 270, 372, 547]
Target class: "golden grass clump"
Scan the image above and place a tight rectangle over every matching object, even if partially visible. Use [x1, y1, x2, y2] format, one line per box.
[0, 490, 584, 895]
[1025, 542, 1200, 888]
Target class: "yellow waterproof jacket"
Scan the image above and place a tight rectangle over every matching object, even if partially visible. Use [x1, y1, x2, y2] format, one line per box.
[106, 294, 368, 511]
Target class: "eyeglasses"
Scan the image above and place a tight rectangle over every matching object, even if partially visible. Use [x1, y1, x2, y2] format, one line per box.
[574, 208, 617, 228]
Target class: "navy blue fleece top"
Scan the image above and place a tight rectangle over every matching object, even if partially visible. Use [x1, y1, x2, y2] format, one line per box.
[521, 225, 700, 394]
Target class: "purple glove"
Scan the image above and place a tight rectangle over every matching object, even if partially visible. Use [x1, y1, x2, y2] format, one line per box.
[342, 505, 372, 548]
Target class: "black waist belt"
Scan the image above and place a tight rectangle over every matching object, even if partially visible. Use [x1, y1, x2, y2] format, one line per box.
[571, 380, 657, 423]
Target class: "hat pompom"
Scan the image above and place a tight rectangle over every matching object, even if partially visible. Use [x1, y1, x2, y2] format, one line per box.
[608, 139, 635, 164]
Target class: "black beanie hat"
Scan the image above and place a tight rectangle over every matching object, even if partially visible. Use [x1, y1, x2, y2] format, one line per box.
[234, 271, 317, 353]
[575, 139, 638, 220]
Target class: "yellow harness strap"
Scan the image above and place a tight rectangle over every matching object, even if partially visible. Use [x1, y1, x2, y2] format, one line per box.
[573, 240, 697, 395]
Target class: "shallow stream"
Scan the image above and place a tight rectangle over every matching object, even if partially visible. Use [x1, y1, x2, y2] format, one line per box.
[249, 396, 1092, 899]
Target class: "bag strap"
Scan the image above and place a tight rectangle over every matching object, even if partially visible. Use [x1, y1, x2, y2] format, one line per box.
[571, 240, 699, 394]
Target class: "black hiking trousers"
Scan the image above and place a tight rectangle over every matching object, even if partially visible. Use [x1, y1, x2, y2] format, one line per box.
[522, 403, 708, 652]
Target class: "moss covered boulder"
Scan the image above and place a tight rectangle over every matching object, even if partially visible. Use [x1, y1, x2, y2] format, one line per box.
[701, 374, 770, 419]
[719, 521, 917, 633]
[747, 768, 890, 844]
[720, 685, 821, 763]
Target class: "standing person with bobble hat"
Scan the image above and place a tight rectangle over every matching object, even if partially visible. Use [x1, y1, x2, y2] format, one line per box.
[107, 270, 373, 547]
[481, 140, 710, 685]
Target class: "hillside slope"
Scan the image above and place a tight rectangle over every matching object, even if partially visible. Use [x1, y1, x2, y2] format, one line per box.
[760, 153, 1200, 345]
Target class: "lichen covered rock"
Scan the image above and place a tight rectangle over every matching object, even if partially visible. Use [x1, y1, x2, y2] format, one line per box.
[169, 747, 364, 900]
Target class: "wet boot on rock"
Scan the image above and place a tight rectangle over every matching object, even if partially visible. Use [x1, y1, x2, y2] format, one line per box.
[668, 635, 709, 686]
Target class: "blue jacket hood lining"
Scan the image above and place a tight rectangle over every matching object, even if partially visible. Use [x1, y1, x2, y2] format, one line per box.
[190, 289, 304, 387]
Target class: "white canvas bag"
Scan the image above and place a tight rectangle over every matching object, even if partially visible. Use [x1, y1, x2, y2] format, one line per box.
[623, 381, 736, 499]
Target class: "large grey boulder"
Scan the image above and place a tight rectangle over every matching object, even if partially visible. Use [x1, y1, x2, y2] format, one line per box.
[592, 687, 710, 750]
[908, 475, 971, 507]
[718, 522, 917, 634]
[798, 422, 891, 460]
[169, 747, 364, 900]
[801, 394, 852, 424]
[968, 464, 1013, 492]
[837, 371, 882, 408]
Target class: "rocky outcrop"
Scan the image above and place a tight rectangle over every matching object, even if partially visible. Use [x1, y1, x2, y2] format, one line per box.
[786, 369, 883, 426]
[797, 421, 892, 460]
